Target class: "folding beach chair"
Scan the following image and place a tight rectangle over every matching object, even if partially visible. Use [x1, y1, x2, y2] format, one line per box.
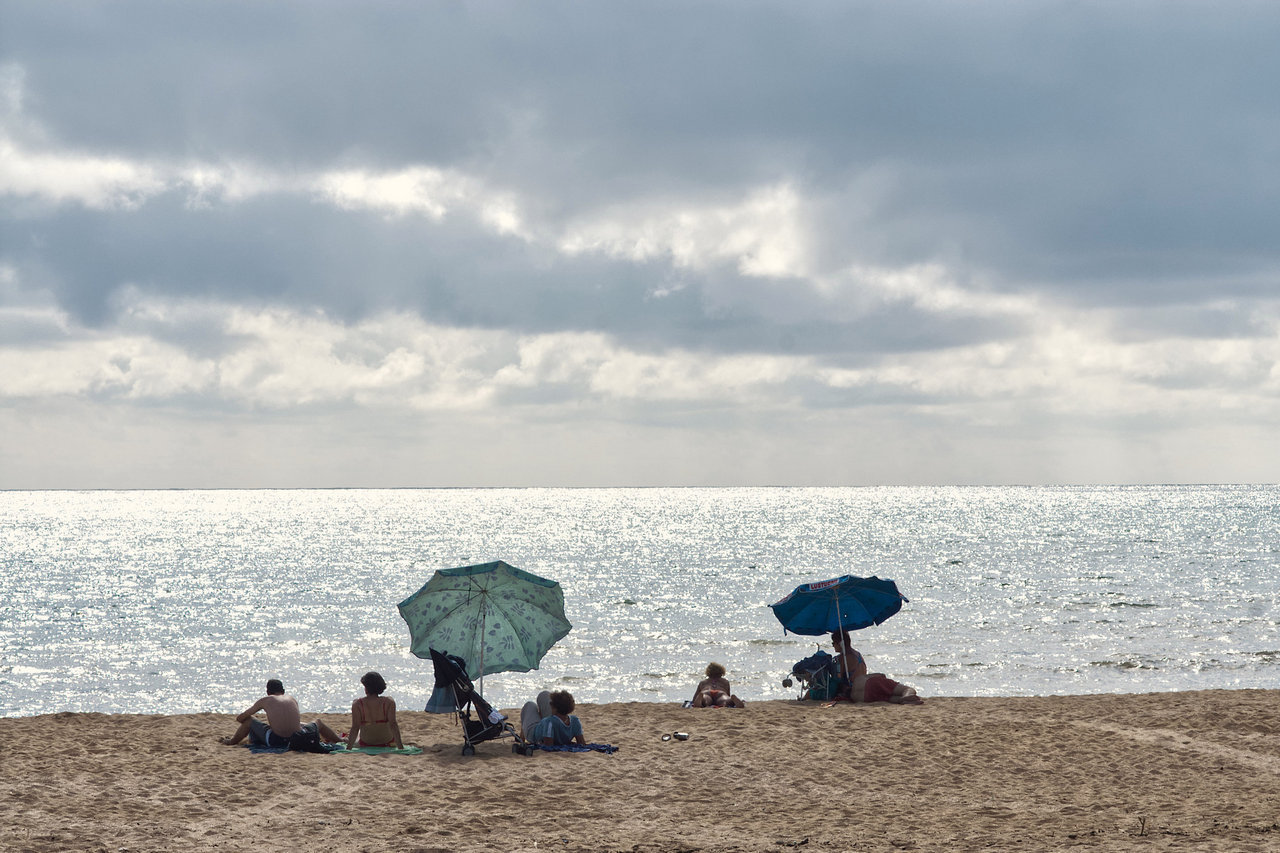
[427, 648, 534, 756]
[788, 649, 844, 700]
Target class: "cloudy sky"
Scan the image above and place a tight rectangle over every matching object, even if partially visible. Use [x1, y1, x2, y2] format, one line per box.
[2, 1, 1278, 488]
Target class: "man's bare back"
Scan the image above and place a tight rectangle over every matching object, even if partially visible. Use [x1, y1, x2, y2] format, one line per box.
[220, 679, 339, 746]
[254, 693, 302, 735]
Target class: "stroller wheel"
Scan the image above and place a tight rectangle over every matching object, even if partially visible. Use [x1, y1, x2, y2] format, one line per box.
[462, 743, 475, 756]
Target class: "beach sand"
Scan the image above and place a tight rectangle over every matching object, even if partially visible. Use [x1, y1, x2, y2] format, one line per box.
[2, 689, 1278, 852]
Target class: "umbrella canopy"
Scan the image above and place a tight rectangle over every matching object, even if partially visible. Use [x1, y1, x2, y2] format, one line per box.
[398, 560, 572, 681]
[769, 574, 907, 636]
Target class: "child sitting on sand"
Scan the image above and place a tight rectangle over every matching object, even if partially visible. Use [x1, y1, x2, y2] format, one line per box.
[690, 662, 746, 708]
[522, 690, 587, 746]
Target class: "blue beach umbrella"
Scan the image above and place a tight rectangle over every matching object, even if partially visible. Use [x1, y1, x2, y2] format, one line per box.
[397, 560, 572, 687]
[769, 574, 907, 636]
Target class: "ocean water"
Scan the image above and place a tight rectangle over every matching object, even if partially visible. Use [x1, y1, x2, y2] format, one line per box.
[1, 486, 1277, 717]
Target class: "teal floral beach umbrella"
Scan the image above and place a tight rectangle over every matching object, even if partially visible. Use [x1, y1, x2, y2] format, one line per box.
[397, 560, 572, 682]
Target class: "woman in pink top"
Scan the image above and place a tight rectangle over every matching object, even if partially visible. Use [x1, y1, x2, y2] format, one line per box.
[346, 671, 403, 748]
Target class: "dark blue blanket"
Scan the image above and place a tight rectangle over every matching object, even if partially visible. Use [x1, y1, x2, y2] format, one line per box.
[535, 742, 619, 754]
[246, 742, 345, 755]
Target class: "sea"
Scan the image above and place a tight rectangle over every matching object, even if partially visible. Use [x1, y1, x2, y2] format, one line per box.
[2, 486, 1277, 718]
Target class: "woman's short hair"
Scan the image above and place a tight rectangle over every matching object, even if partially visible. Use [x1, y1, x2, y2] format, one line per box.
[705, 662, 726, 679]
[360, 671, 387, 695]
[549, 690, 575, 715]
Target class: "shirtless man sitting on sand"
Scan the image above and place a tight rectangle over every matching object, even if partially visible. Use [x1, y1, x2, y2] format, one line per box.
[219, 679, 340, 747]
[831, 630, 923, 705]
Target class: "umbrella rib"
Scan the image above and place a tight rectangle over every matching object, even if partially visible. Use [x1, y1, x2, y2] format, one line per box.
[482, 595, 544, 665]
[412, 588, 493, 655]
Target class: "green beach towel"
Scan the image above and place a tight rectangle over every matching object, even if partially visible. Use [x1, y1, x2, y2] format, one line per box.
[337, 745, 424, 755]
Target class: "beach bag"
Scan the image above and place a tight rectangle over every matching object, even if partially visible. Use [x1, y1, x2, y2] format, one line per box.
[806, 679, 843, 701]
[792, 649, 835, 677]
[287, 728, 328, 753]
[793, 649, 843, 700]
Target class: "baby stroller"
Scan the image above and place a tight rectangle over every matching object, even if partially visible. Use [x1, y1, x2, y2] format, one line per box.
[787, 648, 844, 701]
[428, 648, 534, 756]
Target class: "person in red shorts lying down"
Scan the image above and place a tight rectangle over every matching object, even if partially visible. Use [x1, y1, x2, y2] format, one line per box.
[831, 629, 923, 705]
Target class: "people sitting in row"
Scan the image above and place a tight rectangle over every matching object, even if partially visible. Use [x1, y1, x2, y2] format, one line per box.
[221, 673, 407, 749]
[220, 646, 917, 752]
[689, 662, 746, 707]
[520, 689, 587, 746]
[832, 629, 923, 704]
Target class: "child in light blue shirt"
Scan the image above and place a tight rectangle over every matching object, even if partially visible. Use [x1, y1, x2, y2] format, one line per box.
[522, 690, 587, 746]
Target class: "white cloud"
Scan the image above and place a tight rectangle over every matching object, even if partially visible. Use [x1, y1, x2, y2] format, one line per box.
[0, 333, 210, 397]
[557, 183, 812, 279]
[1, 294, 815, 410]
[0, 135, 166, 210]
[5, 289, 1275, 430]
[180, 162, 296, 206]
[314, 165, 530, 237]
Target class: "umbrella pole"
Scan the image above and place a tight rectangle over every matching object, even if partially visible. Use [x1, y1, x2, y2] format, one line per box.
[477, 593, 486, 696]
[834, 589, 849, 682]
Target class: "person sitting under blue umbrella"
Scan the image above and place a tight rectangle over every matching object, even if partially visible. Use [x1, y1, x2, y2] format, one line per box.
[832, 630, 923, 705]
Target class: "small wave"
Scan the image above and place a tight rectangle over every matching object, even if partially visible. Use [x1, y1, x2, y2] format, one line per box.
[1089, 658, 1162, 670]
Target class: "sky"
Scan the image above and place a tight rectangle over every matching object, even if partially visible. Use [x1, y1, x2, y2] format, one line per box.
[2, 1, 1278, 488]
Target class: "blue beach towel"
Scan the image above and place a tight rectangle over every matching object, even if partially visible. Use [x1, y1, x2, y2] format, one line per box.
[535, 742, 619, 754]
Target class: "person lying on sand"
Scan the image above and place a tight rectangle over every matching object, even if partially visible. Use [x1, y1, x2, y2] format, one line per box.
[846, 672, 923, 704]
[831, 631, 923, 705]
[690, 662, 746, 708]
[219, 678, 341, 747]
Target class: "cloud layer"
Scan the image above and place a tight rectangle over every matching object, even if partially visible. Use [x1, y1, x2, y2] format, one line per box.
[2, 1, 1278, 486]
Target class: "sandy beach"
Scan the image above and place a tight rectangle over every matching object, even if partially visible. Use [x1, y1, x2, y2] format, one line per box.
[2, 690, 1278, 852]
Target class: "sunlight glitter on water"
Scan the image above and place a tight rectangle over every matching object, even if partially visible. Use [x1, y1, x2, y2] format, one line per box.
[1, 486, 1277, 716]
